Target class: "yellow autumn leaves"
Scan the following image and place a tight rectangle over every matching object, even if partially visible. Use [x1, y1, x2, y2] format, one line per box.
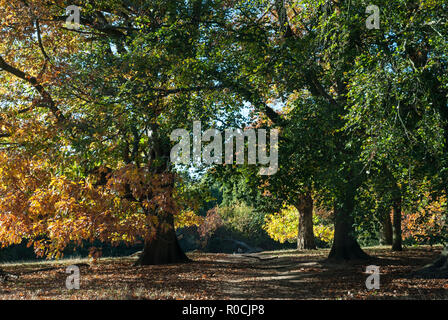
[263, 205, 334, 244]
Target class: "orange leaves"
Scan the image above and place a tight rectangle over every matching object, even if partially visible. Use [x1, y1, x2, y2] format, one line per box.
[402, 195, 447, 244]
[0, 153, 143, 258]
[0, 147, 186, 259]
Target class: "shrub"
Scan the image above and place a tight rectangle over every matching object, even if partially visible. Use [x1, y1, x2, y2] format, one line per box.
[403, 196, 447, 246]
[263, 205, 334, 247]
[218, 202, 265, 239]
[197, 207, 224, 248]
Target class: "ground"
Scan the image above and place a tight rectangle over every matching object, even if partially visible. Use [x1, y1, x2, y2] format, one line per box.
[0, 246, 447, 300]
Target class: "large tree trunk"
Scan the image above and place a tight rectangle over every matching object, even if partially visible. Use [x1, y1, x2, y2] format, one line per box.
[135, 128, 190, 266]
[391, 190, 403, 251]
[379, 204, 393, 246]
[295, 193, 316, 250]
[328, 185, 370, 261]
[136, 211, 190, 265]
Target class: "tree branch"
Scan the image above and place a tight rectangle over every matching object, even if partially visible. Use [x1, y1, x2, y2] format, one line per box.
[0, 56, 65, 122]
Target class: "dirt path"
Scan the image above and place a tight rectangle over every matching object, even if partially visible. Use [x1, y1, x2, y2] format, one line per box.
[217, 253, 322, 298]
[193, 248, 447, 300]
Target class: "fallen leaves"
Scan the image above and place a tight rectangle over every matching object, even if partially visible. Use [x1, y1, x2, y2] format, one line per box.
[0, 247, 446, 300]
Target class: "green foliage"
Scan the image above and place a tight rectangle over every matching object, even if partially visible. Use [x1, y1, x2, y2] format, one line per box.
[218, 202, 268, 245]
[1, 0, 448, 261]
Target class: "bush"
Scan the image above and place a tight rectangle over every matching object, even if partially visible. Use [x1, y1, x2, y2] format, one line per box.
[263, 205, 334, 248]
[218, 203, 266, 242]
[403, 196, 447, 246]
[190, 203, 285, 252]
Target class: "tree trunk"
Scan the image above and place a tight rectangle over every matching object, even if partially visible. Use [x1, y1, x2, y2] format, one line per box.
[136, 211, 190, 265]
[379, 204, 393, 246]
[392, 191, 403, 251]
[295, 193, 316, 250]
[134, 127, 190, 266]
[328, 186, 370, 261]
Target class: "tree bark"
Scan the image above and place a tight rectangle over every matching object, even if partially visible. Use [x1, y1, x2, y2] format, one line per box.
[392, 190, 403, 251]
[136, 211, 190, 265]
[328, 185, 370, 261]
[295, 193, 316, 250]
[135, 128, 190, 266]
[379, 204, 393, 246]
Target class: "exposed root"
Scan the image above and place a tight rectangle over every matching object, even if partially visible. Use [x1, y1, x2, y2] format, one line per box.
[412, 248, 448, 279]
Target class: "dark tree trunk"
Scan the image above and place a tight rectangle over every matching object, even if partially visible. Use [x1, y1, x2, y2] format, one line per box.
[135, 128, 190, 266]
[136, 211, 190, 265]
[392, 191, 403, 251]
[379, 204, 393, 246]
[328, 185, 370, 261]
[295, 193, 316, 250]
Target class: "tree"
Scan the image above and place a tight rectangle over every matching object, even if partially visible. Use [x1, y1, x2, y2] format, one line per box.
[343, 0, 447, 272]
[391, 185, 403, 251]
[377, 199, 393, 246]
[263, 204, 334, 246]
[252, 0, 374, 260]
[295, 193, 316, 250]
[0, 0, 240, 265]
[197, 0, 370, 259]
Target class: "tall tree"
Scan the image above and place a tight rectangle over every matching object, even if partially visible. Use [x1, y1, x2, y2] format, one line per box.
[221, 0, 374, 260]
[344, 0, 447, 272]
[0, 0, 241, 264]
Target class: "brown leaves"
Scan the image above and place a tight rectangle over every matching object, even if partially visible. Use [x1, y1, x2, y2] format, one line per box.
[1, 247, 446, 300]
